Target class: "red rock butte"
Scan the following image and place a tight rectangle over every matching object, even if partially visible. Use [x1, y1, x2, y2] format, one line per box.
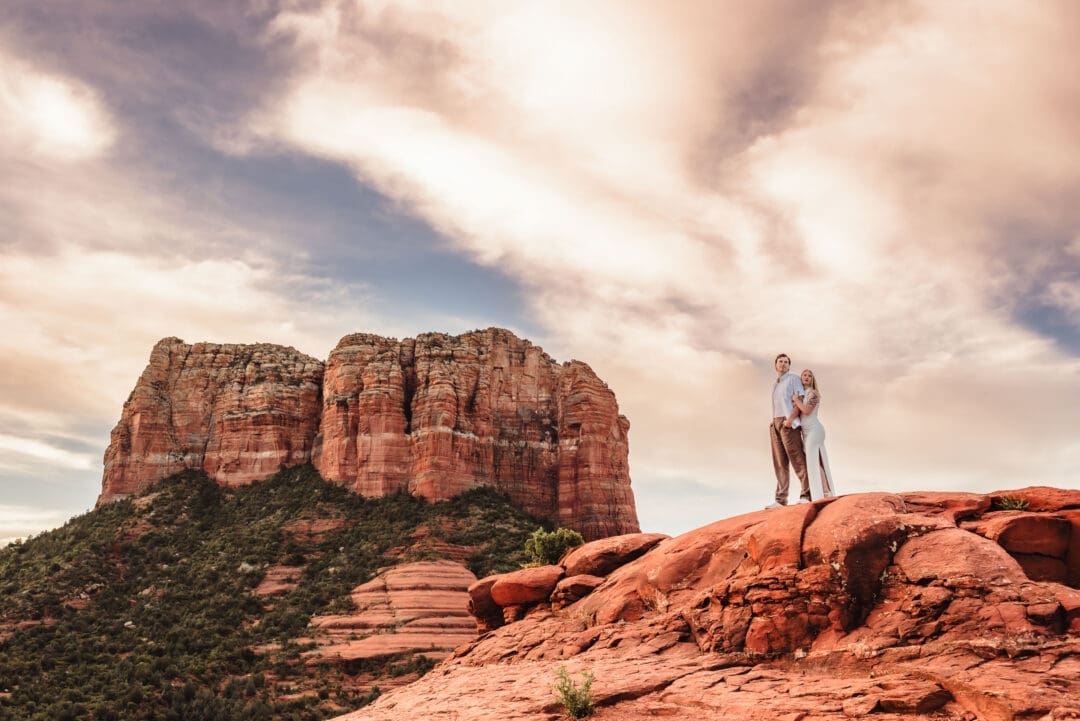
[99, 329, 639, 540]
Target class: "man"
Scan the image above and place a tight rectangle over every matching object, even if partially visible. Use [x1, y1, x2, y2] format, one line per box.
[767, 353, 810, 508]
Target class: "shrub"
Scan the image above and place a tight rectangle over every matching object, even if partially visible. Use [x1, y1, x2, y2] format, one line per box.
[524, 528, 584, 567]
[0, 465, 543, 720]
[553, 666, 595, 719]
[995, 496, 1030, 511]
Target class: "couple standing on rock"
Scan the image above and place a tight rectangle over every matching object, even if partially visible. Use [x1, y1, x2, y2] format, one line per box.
[767, 353, 836, 508]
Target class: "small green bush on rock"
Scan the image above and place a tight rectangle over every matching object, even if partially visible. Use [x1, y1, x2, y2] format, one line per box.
[995, 496, 1030, 511]
[524, 527, 584, 566]
[553, 665, 595, 719]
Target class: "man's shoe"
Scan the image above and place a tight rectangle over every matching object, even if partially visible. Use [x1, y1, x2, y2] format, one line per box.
[797, 498, 811, 504]
[765, 501, 784, 509]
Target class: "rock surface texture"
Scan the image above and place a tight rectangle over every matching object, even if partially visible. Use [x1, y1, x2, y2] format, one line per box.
[99, 329, 639, 539]
[337, 487, 1080, 721]
[101, 338, 324, 498]
[305, 560, 478, 665]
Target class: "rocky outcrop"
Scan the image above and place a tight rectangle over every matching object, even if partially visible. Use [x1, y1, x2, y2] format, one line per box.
[313, 329, 637, 539]
[101, 338, 324, 499]
[338, 487, 1080, 721]
[254, 565, 305, 598]
[305, 560, 479, 665]
[99, 329, 639, 540]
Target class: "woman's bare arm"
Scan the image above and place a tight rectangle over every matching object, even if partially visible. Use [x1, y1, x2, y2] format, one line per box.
[792, 390, 818, 415]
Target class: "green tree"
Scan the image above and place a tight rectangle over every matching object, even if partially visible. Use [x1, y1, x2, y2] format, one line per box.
[524, 527, 584, 566]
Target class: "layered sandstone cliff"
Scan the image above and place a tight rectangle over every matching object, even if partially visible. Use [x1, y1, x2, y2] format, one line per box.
[99, 329, 638, 539]
[313, 330, 636, 537]
[101, 338, 324, 498]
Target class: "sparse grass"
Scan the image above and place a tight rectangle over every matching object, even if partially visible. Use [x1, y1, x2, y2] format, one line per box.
[642, 587, 669, 614]
[995, 496, 1030, 511]
[553, 666, 595, 719]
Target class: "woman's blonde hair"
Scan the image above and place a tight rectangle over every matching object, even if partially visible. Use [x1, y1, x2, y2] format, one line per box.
[801, 369, 820, 396]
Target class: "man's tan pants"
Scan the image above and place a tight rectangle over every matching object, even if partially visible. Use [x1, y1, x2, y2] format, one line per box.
[771, 417, 809, 504]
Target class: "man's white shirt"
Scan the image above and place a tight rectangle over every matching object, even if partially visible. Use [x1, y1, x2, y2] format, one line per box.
[772, 372, 805, 429]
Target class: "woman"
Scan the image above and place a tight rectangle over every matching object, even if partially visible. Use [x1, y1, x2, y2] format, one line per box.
[791, 369, 836, 499]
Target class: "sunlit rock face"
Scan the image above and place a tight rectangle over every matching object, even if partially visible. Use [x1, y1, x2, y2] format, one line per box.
[313, 328, 639, 540]
[99, 329, 639, 540]
[339, 489, 1080, 721]
[100, 337, 324, 500]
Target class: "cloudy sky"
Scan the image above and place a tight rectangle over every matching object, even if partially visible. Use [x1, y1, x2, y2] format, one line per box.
[2, 0, 1078, 543]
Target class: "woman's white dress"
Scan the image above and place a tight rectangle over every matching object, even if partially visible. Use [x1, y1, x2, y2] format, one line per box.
[801, 390, 836, 499]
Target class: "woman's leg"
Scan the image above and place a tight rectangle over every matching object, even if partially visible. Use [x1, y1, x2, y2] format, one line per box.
[803, 428, 824, 500]
[818, 445, 835, 497]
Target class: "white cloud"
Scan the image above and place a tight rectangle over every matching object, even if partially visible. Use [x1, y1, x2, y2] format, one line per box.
[0, 434, 94, 471]
[1044, 281, 1080, 322]
[0, 46, 115, 160]
[0, 245, 378, 423]
[0, 503, 70, 543]
[252, 0, 1080, 531]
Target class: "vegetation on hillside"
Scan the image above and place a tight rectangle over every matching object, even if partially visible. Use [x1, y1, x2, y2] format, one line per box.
[0, 465, 542, 720]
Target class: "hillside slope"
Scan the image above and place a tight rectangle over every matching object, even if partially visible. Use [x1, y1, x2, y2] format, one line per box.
[0, 465, 544, 721]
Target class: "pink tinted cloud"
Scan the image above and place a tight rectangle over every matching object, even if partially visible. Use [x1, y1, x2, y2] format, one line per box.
[256, 0, 1080, 530]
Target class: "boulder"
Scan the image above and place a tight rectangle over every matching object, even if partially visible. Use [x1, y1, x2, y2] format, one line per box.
[561, 532, 669, 577]
[893, 527, 1028, 586]
[466, 576, 503, 633]
[490, 565, 564, 607]
[550, 574, 605, 610]
[802, 494, 948, 614]
[1062, 509, 1080, 587]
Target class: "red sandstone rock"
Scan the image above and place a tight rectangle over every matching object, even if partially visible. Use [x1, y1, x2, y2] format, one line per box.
[962, 511, 1072, 556]
[254, 565, 304, 597]
[894, 527, 1029, 586]
[306, 560, 477, 664]
[802, 494, 950, 616]
[898, 491, 990, 523]
[988, 486, 1080, 513]
[1050, 583, 1080, 631]
[1062, 509, 1080, 587]
[490, 565, 564, 607]
[313, 329, 638, 540]
[102, 329, 639, 540]
[466, 576, 503, 633]
[572, 504, 819, 635]
[561, 532, 669, 577]
[283, 516, 347, 544]
[100, 338, 324, 501]
[335, 489, 1080, 721]
[1012, 554, 1069, 583]
[551, 574, 605, 610]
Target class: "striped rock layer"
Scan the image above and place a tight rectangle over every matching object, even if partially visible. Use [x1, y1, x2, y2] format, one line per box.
[99, 328, 638, 540]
